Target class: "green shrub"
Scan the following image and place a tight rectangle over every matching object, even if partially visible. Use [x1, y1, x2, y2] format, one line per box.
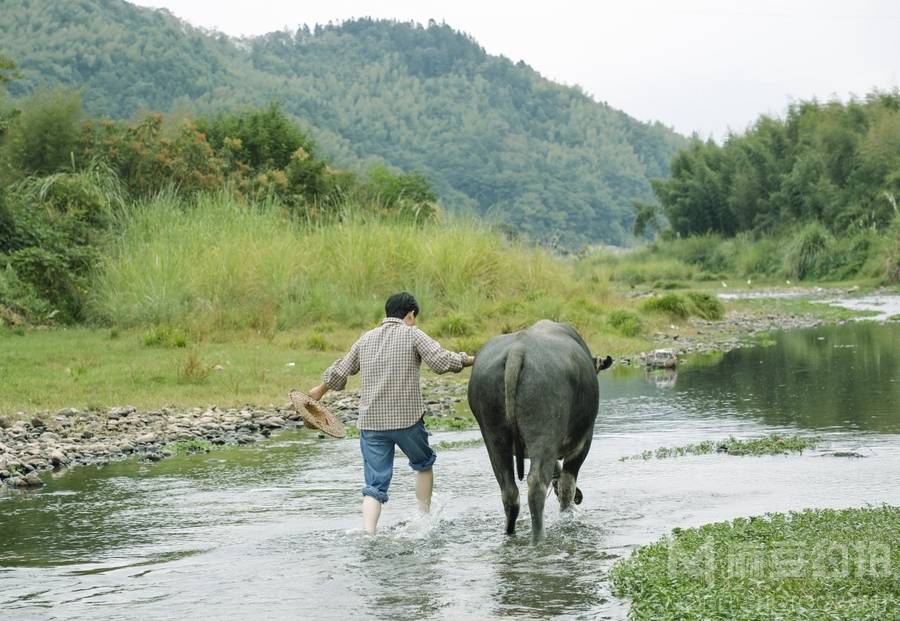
[0, 262, 53, 323]
[196, 102, 318, 171]
[686, 292, 725, 320]
[668, 234, 733, 272]
[143, 325, 188, 348]
[452, 336, 485, 354]
[608, 309, 643, 336]
[434, 314, 475, 337]
[178, 347, 210, 383]
[305, 333, 331, 351]
[735, 236, 780, 276]
[880, 217, 900, 284]
[641, 293, 690, 318]
[783, 222, 834, 280]
[2, 89, 82, 176]
[651, 280, 687, 289]
[0, 163, 124, 322]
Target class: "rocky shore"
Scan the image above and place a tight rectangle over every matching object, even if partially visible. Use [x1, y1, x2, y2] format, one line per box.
[0, 380, 467, 490]
[630, 309, 828, 366]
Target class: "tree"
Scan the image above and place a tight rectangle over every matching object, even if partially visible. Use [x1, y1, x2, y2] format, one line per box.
[3, 89, 82, 176]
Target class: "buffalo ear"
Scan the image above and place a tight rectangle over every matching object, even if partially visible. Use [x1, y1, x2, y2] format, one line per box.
[593, 355, 613, 373]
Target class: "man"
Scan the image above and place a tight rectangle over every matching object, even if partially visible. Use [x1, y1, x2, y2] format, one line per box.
[307, 292, 475, 535]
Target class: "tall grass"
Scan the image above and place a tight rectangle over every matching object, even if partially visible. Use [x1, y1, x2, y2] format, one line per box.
[91, 192, 583, 331]
[782, 222, 834, 280]
[579, 218, 900, 286]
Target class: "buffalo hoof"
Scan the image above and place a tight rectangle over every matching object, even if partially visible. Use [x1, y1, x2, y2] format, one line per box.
[551, 480, 584, 505]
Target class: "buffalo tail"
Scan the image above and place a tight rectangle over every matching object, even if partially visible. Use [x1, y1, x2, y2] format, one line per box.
[504, 344, 526, 481]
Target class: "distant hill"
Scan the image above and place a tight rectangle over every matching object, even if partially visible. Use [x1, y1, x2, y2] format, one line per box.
[0, 0, 687, 247]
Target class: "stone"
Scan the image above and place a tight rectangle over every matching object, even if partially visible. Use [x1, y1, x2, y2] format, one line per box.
[57, 407, 80, 417]
[24, 471, 44, 487]
[50, 450, 68, 466]
[108, 406, 136, 418]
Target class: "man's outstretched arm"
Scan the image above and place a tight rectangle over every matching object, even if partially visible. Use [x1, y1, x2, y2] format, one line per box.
[412, 328, 474, 373]
[308, 340, 361, 400]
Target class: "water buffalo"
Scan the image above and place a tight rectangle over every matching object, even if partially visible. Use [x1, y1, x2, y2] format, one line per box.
[467, 320, 611, 541]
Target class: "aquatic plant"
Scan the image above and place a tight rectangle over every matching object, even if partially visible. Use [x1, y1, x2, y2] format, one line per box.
[431, 438, 484, 451]
[619, 433, 818, 461]
[611, 505, 900, 620]
[166, 438, 214, 454]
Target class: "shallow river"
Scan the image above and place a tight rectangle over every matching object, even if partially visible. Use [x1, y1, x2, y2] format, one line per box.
[1, 322, 898, 620]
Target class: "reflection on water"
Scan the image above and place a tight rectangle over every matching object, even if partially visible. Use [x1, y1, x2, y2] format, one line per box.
[680, 322, 900, 432]
[1, 322, 898, 620]
[644, 368, 677, 389]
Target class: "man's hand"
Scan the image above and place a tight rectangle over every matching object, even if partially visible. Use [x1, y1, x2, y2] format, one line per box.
[308, 383, 329, 401]
[463, 355, 475, 368]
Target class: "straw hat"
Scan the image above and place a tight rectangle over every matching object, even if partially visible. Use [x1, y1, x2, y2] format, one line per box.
[289, 390, 347, 438]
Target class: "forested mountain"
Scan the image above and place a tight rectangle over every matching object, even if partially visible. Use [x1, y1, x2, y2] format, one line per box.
[0, 0, 685, 247]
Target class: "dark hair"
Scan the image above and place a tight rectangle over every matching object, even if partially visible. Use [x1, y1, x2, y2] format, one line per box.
[385, 292, 419, 319]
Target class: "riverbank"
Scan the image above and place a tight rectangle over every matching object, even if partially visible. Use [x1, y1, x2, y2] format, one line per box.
[0, 379, 467, 489]
[2, 287, 897, 489]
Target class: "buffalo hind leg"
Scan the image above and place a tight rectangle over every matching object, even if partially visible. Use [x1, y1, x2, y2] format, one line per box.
[527, 454, 557, 542]
[484, 437, 520, 535]
[551, 462, 584, 507]
[558, 442, 591, 512]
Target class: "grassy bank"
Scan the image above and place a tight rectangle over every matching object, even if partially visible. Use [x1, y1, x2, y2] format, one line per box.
[2, 191, 683, 415]
[3, 192, 892, 417]
[610, 506, 900, 620]
[577, 222, 900, 291]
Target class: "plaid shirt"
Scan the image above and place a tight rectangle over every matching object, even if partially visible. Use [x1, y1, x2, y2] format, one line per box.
[323, 317, 468, 430]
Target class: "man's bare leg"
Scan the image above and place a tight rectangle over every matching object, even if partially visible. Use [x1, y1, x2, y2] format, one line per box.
[362, 496, 382, 535]
[415, 468, 433, 513]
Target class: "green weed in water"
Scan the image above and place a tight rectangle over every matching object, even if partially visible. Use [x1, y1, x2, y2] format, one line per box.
[425, 413, 478, 431]
[610, 505, 900, 620]
[620, 433, 818, 461]
[432, 437, 484, 451]
[166, 438, 215, 454]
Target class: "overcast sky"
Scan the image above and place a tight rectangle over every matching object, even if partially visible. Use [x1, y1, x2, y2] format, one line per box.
[130, 0, 900, 140]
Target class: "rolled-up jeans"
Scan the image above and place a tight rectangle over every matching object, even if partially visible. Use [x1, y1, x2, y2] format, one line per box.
[359, 418, 436, 503]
